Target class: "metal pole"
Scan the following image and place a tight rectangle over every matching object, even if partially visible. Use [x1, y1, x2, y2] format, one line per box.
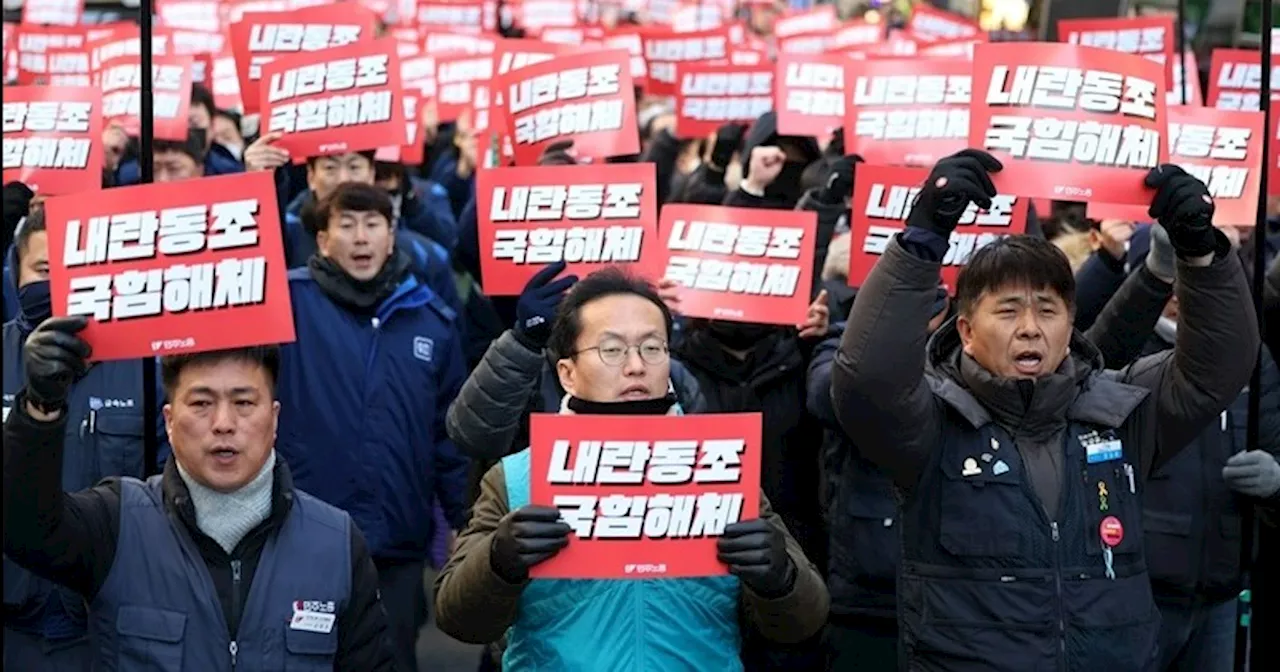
[1176, 0, 1189, 104]
[139, 0, 159, 478]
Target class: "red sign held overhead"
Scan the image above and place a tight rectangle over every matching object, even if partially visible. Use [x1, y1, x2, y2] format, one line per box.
[848, 164, 1029, 291]
[22, 0, 84, 27]
[775, 53, 845, 138]
[529, 413, 763, 580]
[476, 163, 661, 296]
[674, 62, 774, 139]
[434, 54, 494, 124]
[44, 172, 295, 362]
[843, 57, 971, 167]
[658, 205, 816, 326]
[99, 55, 194, 141]
[259, 39, 408, 163]
[3, 86, 104, 196]
[1058, 15, 1176, 87]
[1206, 49, 1280, 111]
[642, 26, 732, 97]
[969, 43, 1170, 205]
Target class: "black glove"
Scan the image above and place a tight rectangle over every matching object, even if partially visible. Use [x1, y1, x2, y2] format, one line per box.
[710, 123, 746, 170]
[716, 518, 796, 598]
[818, 154, 863, 205]
[22, 316, 91, 412]
[514, 261, 578, 350]
[906, 149, 1003, 239]
[489, 505, 572, 583]
[1145, 164, 1218, 258]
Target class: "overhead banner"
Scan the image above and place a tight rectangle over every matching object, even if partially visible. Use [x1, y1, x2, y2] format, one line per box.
[1058, 15, 1175, 84]
[476, 163, 660, 295]
[44, 171, 295, 361]
[674, 62, 774, 139]
[641, 26, 732, 97]
[775, 53, 845, 137]
[498, 49, 639, 166]
[529, 413, 763, 579]
[229, 3, 378, 114]
[3, 86, 104, 196]
[969, 43, 1169, 205]
[1088, 107, 1263, 226]
[843, 57, 970, 166]
[259, 38, 407, 161]
[658, 204, 816, 325]
[849, 164, 1029, 291]
[99, 55, 194, 141]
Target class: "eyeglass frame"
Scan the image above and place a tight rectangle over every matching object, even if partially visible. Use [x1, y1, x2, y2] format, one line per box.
[570, 337, 671, 367]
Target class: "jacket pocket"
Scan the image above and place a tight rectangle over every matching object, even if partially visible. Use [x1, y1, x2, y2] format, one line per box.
[839, 493, 900, 588]
[285, 626, 338, 671]
[937, 459, 1023, 557]
[1141, 509, 1193, 586]
[94, 412, 146, 481]
[116, 605, 186, 671]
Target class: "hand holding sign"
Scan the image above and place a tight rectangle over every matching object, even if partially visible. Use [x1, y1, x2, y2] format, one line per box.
[1146, 165, 1217, 258]
[23, 315, 91, 413]
[717, 518, 797, 598]
[243, 131, 290, 172]
[515, 261, 578, 350]
[491, 505, 573, 583]
[907, 149, 1003, 239]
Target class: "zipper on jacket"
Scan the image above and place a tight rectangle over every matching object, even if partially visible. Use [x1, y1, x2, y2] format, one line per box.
[1051, 521, 1066, 667]
[229, 641, 238, 668]
[230, 559, 243, 668]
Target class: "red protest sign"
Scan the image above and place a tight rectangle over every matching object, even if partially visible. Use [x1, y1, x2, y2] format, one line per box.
[515, 0, 581, 32]
[642, 26, 731, 96]
[22, 0, 84, 27]
[99, 55, 194, 141]
[843, 57, 970, 167]
[435, 54, 494, 124]
[969, 43, 1169, 205]
[3, 87, 103, 196]
[1059, 15, 1175, 84]
[87, 26, 174, 74]
[416, 0, 493, 34]
[777, 31, 830, 56]
[529, 413, 763, 580]
[230, 3, 378, 114]
[17, 46, 90, 87]
[600, 30, 647, 88]
[422, 31, 497, 57]
[907, 5, 980, 42]
[848, 164, 1029, 291]
[260, 39, 407, 162]
[1087, 107, 1263, 226]
[674, 63, 774, 139]
[500, 50, 639, 166]
[775, 53, 845, 137]
[476, 163, 660, 295]
[157, 0, 222, 32]
[829, 20, 883, 51]
[44, 171, 295, 362]
[775, 5, 837, 39]
[1206, 49, 1280, 111]
[918, 36, 984, 60]
[658, 205, 816, 325]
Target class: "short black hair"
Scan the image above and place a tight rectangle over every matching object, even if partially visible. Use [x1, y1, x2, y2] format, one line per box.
[14, 208, 46, 267]
[546, 267, 673, 361]
[155, 128, 207, 165]
[306, 150, 377, 169]
[955, 235, 1076, 316]
[306, 181, 395, 237]
[213, 108, 243, 137]
[160, 345, 281, 402]
[190, 83, 216, 118]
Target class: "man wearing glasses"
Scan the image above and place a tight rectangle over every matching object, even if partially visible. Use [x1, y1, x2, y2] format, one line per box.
[433, 267, 829, 669]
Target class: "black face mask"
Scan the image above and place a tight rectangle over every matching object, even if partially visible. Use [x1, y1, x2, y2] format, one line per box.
[18, 280, 52, 326]
[707, 321, 777, 350]
[567, 393, 677, 416]
[765, 160, 807, 202]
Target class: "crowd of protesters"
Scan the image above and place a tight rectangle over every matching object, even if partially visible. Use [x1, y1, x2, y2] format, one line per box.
[4, 1, 1280, 671]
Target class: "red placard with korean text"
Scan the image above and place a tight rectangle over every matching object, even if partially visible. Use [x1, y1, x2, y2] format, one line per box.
[969, 43, 1169, 205]
[674, 62, 774, 139]
[775, 5, 837, 39]
[829, 20, 883, 51]
[849, 164, 1029, 291]
[22, 0, 84, 27]
[529, 413, 762, 580]
[642, 26, 731, 97]
[600, 30, 647, 88]
[157, 0, 222, 32]
[17, 46, 90, 87]
[777, 31, 829, 56]
[99, 55, 194, 141]
[3, 86, 103, 196]
[435, 54, 494, 124]
[500, 50, 638, 166]
[1206, 49, 1280, 111]
[908, 5, 980, 42]
[1059, 15, 1175, 84]
[44, 171, 295, 362]
[87, 26, 174, 74]
[775, 53, 845, 137]
[918, 36, 984, 60]
[416, 0, 493, 35]
[230, 3, 378, 114]
[843, 57, 970, 167]
[260, 39, 407, 162]
[476, 163, 660, 295]
[657, 205, 816, 325]
[515, 0, 580, 32]
[422, 31, 496, 57]
[1087, 107, 1263, 226]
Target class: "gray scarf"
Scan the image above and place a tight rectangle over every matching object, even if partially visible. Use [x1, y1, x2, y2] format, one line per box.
[176, 452, 276, 554]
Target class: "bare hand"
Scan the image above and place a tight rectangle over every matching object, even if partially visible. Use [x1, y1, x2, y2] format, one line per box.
[745, 146, 786, 193]
[243, 132, 290, 172]
[1096, 219, 1134, 260]
[796, 289, 830, 340]
[656, 277, 682, 315]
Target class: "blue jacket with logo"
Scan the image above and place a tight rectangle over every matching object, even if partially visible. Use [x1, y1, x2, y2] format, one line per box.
[275, 267, 470, 559]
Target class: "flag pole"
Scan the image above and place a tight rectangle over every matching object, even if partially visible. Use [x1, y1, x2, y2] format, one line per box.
[139, 0, 159, 479]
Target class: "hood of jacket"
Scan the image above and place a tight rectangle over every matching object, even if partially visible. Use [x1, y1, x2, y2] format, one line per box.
[740, 111, 821, 180]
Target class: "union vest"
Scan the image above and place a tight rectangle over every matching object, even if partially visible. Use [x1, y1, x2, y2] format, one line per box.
[501, 448, 743, 671]
[3, 322, 147, 641]
[88, 476, 352, 671]
[899, 376, 1161, 672]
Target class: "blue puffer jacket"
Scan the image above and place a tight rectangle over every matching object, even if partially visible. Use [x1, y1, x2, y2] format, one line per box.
[405, 176, 459, 253]
[274, 267, 470, 560]
[114, 142, 244, 186]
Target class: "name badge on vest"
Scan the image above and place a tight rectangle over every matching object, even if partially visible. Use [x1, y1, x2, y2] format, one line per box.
[1082, 431, 1122, 464]
[290, 601, 336, 634]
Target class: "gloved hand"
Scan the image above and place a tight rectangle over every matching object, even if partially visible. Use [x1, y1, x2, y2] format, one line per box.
[1144, 224, 1176, 284]
[514, 261, 578, 350]
[905, 149, 1003, 239]
[716, 518, 796, 598]
[1223, 451, 1280, 498]
[23, 316, 91, 412]
[709, 123, 747, 170]
[489, 505, 572, 583]
[1145, 165, 1217, 258]
[818, 154, 863, 205]
[824, 128, 845, 158]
